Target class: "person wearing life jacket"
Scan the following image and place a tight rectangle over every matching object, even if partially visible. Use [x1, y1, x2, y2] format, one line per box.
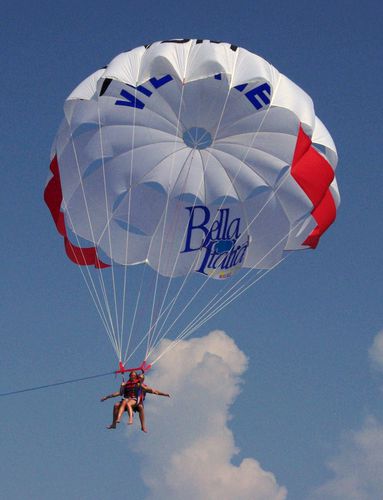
[101, 371, 140, 429]
[101, 371, 170, 432]
[133, 373, 170, 433]
[117, 371, 142, 426]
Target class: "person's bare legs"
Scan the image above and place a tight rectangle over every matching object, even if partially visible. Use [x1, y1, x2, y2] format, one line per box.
[116, 400, 128, 424]
[107, 402, 121, 429]
[136, 404, 147, 433]
[126, 399, 136, 424]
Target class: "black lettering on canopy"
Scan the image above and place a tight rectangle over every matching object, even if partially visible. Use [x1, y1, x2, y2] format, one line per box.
[100, 78, 112, 96]
[196, 40, 238, 51]
[161, 39, 191, 44]
[145, 39, 238, 52]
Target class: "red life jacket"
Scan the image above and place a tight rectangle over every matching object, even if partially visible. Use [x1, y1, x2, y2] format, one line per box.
[121, 379, 139, 399]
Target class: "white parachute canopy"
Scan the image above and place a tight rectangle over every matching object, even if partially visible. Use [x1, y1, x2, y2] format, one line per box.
[46, 39, 339, 366]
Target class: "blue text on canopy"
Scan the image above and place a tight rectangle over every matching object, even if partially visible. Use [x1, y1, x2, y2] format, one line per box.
[114, 74, 271, 112]
[182, 205, 249, 277]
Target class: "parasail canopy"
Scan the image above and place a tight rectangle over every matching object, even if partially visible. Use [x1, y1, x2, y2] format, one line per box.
[45, 39, 339, 367]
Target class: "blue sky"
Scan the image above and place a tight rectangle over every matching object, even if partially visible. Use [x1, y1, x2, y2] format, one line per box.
[1, 1, 382, 499]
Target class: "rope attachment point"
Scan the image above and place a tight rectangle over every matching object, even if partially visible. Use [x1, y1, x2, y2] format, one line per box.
[116, 360, 152, 375]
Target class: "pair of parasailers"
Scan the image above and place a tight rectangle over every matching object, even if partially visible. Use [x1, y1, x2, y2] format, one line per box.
[101, 371, 170, 433]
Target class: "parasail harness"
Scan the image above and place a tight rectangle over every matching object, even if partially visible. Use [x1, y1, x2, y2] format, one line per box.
[117, 360, 151, 405]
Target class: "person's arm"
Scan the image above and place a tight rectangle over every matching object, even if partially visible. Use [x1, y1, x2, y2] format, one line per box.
[100, 391, 120, 402]
[142, 384, 170, 397]
[101, 384, 124, 402]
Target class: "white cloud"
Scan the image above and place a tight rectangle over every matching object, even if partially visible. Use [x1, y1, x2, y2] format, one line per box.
[128, 330, 287, 500]
[368, 330, 383, 371]
[308, 329, 383, 499]
[309, 417, 383, 500]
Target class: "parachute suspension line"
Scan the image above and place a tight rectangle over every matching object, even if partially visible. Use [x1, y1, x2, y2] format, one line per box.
[162, 270, 264, 347]
[116, 87, 173, 361]
[147, 61, 283, 360]
[145, 78, 189, 358]
[125, 295, 179, 364]
[95, 103, 164, 361]
[152, 246, 293, 366]
[145, 251, 217, 360]
[194, 267, 282, 329]
[123, 246, 182, 365]
[60, 201, 120, 357]
[177, 271, 268, 343]
[121, 271, 143, 366]
[173, 73, 282, 309]
[200, 72, 283, 240]
[97, 104, 122, 359]
[147, 162, 225, 353]
[153, 216, 303, 362]
[129, 149, 209, 362]
[149, 228, 286, 361]
[48, 44, 339, 373]
[172, 254, 290, 347]
[149, 211, 302, 365]
[132, 151, 207, 363]
[145, 150, 211, 355]
[60, 213, 119, 358]
[122, 260, 150, 366]
[66, 120, 118, 345]
[144, 168, 211, 357]
[117, 145, 195, 362]
[200, 73, 284, 241]
[144, 165, 215, 359]
[145, 150, 194, 357]
[146, 58, 241, 357]
[175, 259, 286, 348]
[119, 93, 139, 360]
[96, 271, 121, 355]
[199, 75, 286, 284]
[166, 213, 301, 345]
[127, 229, 204, 362]
[65, 120, 120, 356]
[122, 250, 171, 365]
[146, 149, 199, 353]
[90, 144, 191, 360]
[144, 41, 199, 357]
[91, 90, 197, 360]
[145, 237, 200, 357]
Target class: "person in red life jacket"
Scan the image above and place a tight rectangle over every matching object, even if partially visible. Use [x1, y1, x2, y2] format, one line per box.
[101, 371, 170, 431]
[101, 371, 140, 429]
